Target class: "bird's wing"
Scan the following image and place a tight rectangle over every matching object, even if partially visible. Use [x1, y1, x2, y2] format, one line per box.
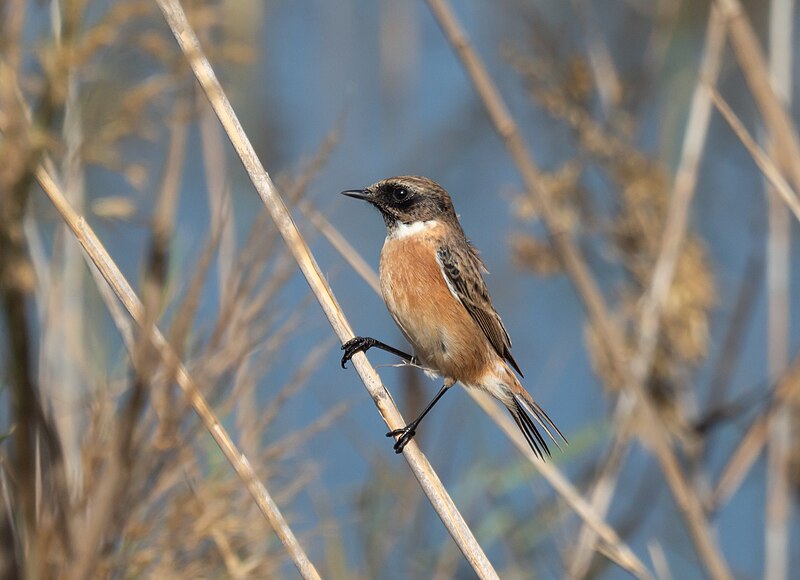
[435, 242, 523, 377]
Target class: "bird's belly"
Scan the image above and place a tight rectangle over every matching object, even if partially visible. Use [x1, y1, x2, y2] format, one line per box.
[380, 236, 490, 384]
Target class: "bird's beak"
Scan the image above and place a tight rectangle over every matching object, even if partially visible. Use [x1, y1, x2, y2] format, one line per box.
[340, 188, 372, 201]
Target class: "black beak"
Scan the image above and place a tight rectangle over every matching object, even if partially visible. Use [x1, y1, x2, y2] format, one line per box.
[341, 189, 372, 201]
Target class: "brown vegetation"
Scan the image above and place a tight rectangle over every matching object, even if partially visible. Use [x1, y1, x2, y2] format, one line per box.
[0, 0, 797, 578]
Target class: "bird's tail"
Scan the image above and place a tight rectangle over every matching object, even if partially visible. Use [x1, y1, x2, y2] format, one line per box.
[503, 369, 567, 461]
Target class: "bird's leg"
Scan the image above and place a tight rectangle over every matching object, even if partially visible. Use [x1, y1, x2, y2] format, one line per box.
[340, 336, 415, 368]
[387, 383, 451, 453]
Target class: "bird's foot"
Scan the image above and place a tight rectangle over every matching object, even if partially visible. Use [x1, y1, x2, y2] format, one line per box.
[340, 336, 376, 368]
[386, 425, 416, 453]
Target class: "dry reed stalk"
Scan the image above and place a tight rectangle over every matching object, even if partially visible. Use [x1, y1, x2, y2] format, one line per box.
[709, 89, 800, 223]
[46, 0, 87, 497]
[644, 0, 683, 89]
[154, 0, 498, 577]
[569, 8, 725, 575]
[199, 90, 237, 304]
[305, 193, 651, 577]
[711, 354, 800, 511]
[716, 25, 800, 500]
[218, 129, 345, 415]
[146, 97, 190, 447]
[424, 1, 731, 577]
[629, 4, 723, 408]
[0, 8, 74, 571]
[424, 0, 624, 371]
[566, 397, 634, 578]
[207, 124, 337, 364]
[65, 108, 192, 575]
[704, 255, 762, 413]
[299, 201, 382, 295]
[715, 0, 800, 194]
[468, 393, 652, 579]
[571, 0, 622, 114]
[264, 403, 348, 462]
[763, 2, 794, 576]
[647, 540, 674, 580]
[33, 164, 322, 579]
[69, 362, 148, 580]
[259, 343, 331, 434]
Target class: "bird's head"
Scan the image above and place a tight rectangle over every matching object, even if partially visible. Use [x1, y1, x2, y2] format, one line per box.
[341, 176, 457, 231]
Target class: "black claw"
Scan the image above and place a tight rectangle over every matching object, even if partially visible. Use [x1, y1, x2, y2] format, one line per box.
[386, 426, 416, 453]
[340, 337, 374, 369]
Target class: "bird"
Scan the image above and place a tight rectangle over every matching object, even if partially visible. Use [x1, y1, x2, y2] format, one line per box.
[339, 176, 566, 458]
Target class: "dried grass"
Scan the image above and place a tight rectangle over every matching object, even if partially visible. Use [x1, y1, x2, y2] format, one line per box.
[1, 0, 798, 577]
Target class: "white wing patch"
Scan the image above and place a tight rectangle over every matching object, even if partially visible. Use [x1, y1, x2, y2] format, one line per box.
[435, 251, 463, 305]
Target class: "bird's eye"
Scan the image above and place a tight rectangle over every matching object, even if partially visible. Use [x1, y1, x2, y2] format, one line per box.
[392, 187, 410, 203]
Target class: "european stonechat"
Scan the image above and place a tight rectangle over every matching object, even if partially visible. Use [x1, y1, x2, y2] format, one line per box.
[340, 176, 566, 459]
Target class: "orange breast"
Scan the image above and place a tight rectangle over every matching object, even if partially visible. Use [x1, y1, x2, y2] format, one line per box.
[379, 228, 492, 384]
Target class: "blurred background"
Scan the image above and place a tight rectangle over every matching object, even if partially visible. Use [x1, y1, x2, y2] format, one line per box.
[1, 0, 798, 577]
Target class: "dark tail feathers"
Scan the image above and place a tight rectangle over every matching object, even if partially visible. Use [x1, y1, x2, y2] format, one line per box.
[508, 395, 567, 461]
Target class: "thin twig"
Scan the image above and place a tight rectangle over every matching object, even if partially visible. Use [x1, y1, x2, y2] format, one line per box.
[571, 0, 622, 114]
[566, 396, 634, 578]
[709, 88, 800, 223]
[711, 353, 800, 510]
[704, 253, 762, 412]
[198, 92, 237, 309]
[647, 540, 674, 580]
[298, 200, 382, 294]
[153, 0, 497, 577]
[714, 0, 800, 194]
[146, 96, 189, 448]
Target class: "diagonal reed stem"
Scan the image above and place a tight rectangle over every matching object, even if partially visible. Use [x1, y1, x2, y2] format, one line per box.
[35, 165, 321, 579]
[153, 0, 498, 577]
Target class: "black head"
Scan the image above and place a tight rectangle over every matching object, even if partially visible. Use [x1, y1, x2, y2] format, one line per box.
[341, 176, 458, 230]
